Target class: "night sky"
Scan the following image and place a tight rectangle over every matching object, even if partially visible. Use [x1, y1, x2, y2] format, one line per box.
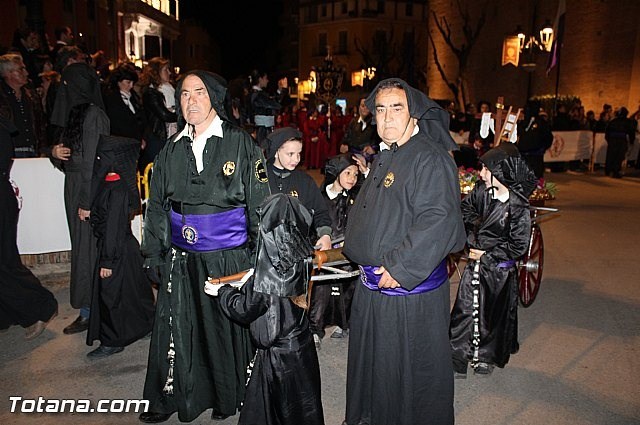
[181, 1, 284, 80]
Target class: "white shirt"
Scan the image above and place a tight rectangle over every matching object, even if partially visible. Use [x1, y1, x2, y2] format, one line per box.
[174, 114, 224, 172]
[120, 91, 135, 114]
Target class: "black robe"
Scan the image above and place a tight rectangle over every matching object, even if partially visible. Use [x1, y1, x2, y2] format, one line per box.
[342, 131, 466, 425]
[87, 177, 155, 347]
[449, 182, 531, 372]
[310, 188, 357, 337]
[61, 106, 110, 309]
[140, 121, 270, 422]
[0, 117, 58, 331]
[219, 278, 325, 425]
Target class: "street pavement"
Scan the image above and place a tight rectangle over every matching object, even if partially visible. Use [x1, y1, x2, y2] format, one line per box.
[1, 167, 639, 425]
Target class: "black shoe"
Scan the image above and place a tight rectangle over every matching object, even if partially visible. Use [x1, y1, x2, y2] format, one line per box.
[87, 345, 124, 359]
[139, 411, 173, 423]
[63, 316, 89, 335]
[211, 410, 231, 420]
[473, 362, 494, 375]
[454, 370, 467, 379]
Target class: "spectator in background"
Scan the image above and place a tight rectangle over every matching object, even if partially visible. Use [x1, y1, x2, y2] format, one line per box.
[138, 57, 176, 173]
[50, 26, 75, 64]
[339, 96, 380, 165]
[248, 69, 282, 150]
[303, 107, 329, 170]
[45, 46, 87, 147]
[49, 62, 110, 336]
[0, 115, 58, 340]
[102, 63, 145, 150]
[552, 103, 572, 131]
[604, 107, 635, 178]
[0, 53, 47, 157]
[516, 100, 554, 178]
[594, 103, 613, 133]
[585, 110, 597, 132]
[10, 27, 45, 87]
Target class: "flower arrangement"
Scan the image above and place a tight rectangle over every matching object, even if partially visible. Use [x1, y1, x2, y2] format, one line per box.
[458, 167, 479, 194]
[529, 177, 558, 201]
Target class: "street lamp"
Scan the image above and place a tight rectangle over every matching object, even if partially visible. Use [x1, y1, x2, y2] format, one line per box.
[351, 67, 376, 88]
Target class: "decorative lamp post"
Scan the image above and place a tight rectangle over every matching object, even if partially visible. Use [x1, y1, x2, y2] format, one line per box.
[501, 2, 553, 100]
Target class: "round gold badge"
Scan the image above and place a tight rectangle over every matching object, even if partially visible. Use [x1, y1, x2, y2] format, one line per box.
[223, 161, 236, 176]
[254, 159, 268, 183]
[383, 172, 395, 188]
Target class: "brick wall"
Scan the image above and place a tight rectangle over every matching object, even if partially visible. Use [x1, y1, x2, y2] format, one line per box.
[427, 0, 640, 113]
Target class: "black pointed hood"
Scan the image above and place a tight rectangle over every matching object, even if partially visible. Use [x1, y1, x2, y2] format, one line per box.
[480, 142, 537, 202]
[252, 193, 315, 297]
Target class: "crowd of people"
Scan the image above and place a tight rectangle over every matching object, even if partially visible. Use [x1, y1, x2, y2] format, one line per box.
[2, 23, 639, 425]
[447, 98, 640, 178]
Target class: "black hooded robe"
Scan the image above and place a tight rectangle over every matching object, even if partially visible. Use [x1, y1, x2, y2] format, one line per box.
[50, 63, 110, 310]
[449, 182, 531, 372]
[0, 116, 58, 331]
[140, 71, 271, 422]
[219, 278, 324, 425]
[342, 79, 466, 425]
[218, 192, 324, 425]
[87, 175, 155, 348]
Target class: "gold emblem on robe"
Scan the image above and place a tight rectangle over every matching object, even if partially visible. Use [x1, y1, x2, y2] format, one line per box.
[255, 159, 268, 183]
[383, 172, 395, 188]
[223, 161, 236, 176]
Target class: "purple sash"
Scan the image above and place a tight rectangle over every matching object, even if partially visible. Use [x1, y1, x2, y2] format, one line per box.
[359, 259, 448, 296]
[497, 259, 517, 269]
[170, 207, 248, 252]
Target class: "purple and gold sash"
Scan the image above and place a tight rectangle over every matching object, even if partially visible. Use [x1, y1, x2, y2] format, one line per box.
[359, 259, 448, 296]
[170, 207, 248, 252]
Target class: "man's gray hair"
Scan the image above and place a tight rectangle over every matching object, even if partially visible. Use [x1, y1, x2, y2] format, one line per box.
[0, 53, 24, 78]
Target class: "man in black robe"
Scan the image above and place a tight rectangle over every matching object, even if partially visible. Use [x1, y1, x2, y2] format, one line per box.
[342, 78, 466, 425]
[138, 70, 270, 423]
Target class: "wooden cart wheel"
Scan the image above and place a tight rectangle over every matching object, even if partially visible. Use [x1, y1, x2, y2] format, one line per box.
[519, 224, 544, 307]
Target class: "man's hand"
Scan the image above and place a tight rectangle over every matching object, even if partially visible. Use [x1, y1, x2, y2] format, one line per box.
[374, 266, 400, 289]
[100, 268, 112, 279]
[78, 208, 90, 222]
[51, 143, 71, 161]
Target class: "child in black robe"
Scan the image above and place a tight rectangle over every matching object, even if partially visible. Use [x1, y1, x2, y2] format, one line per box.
[212, 193, 325, 425]
[449, 142, 537, 376]
[86, 135, 155, 358]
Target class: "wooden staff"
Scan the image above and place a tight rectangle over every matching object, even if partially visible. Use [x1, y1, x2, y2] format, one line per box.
[206, 247, 347, 285]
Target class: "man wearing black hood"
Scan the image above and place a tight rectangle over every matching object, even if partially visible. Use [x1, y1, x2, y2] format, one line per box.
[342, 78, 466, 425]
[138, 71, 270, 423]
[49, 62, 110, 335]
